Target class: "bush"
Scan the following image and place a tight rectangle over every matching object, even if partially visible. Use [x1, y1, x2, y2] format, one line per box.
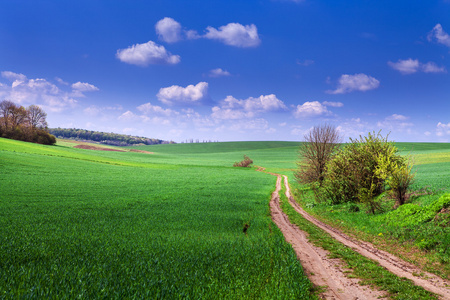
[233, 155, 253, 167]
[320, 131, 412, 211]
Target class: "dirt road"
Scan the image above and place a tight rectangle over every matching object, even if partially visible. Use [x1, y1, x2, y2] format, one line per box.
[268, 171, 450, 299]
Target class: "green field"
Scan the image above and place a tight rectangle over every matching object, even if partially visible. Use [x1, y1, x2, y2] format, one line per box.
[0, 138, 313, 299]
[2, 137, 450, 298]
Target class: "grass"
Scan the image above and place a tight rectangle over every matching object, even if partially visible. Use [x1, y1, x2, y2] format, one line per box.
[3, 137, 450, 298]
[280, 183, 437, 299]
[292, 141, 450, 279]
[0, 138, 315, 299]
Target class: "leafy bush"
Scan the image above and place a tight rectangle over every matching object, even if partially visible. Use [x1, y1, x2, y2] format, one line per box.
[233, 155, 253, 167]
[320, 131, 413, 212]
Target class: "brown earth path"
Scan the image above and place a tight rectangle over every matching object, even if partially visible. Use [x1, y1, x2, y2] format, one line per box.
[268, 172, 386, 299]
[266, 168, 450, 299]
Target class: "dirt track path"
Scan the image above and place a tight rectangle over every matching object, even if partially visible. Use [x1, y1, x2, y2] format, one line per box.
[267, 171, 450, 299]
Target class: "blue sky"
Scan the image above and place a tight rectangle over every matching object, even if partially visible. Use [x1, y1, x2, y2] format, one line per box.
[1, 0, 449, 142]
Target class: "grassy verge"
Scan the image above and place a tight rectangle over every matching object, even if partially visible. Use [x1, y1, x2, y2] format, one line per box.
[280, 182, 437, 299]
[294, 183, 450, 280]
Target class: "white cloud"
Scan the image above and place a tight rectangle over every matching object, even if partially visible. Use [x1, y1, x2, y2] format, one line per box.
[71, 82, 99, 97]
[185, 29, 201, 40]
[388, 59, 420, 74]
[336, 118, 369, 139]
[155, 17, 182, 43]
[421, 62, 446, 73]
[204, 23, 261, 47]
[290, 126, 308, 137]
[84, 106, 102, 116]
[327, 73, 380, 94]
[428, 24, 450, 47]
[72, 82, 99, 92]
[293, 101, 330, 118]
[388, 58, 446, 74]
[211, 94, 287, 120]
[118, 110, 140, 121]
[0, 71, 78, 112]
[116, 41, 181, 66]
[137, 102, 178, 116]
[1, 71, 27, 82]
[377, 114, 413, 132]
[157, 82, 208, 105]
[211, 106, 251, 120]
[55, 77, 69, 85]
[323, 101, 343, 107]
[437, 122, 450, 136]
[208, 68, 231, 77]
[385, 114, 408, 121]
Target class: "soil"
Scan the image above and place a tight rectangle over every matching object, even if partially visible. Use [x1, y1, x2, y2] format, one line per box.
[129, 149, 154, 154]
[266, 170, 450, 299]
[74, 144, 126, 152]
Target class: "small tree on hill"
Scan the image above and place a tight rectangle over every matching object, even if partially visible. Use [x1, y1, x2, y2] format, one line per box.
[294, 124, 341, 187]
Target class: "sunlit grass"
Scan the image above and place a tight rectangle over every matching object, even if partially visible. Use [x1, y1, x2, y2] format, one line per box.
[0, 138, 314, 299]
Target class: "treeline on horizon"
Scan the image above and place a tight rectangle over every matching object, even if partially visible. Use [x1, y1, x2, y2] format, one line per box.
[49, 128, 174, 146]
[0, 100, 56, 145]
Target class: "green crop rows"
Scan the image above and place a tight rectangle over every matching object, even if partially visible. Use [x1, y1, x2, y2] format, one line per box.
[0, 138, 314, 299]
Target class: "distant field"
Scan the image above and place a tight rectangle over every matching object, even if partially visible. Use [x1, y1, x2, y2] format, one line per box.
[127, 141, 302, 175]
[0, 138, 313, 299]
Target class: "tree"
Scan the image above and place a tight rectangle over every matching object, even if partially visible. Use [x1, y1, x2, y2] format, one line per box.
[27, 105, 48, 129]
[0, 100, 17, 131]
[0, 99, 55, 145]
[294, 124, 341, 187]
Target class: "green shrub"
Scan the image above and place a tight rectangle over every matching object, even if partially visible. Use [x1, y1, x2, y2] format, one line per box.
[320, 131, 413, 212]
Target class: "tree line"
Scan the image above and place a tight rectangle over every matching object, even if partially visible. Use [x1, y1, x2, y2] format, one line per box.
[49, 128, 174, 146]
[0, 100, 56, 145]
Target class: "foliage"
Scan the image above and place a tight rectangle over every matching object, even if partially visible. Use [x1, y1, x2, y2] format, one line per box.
[50, 127, 173, 146]
[233, 155, 253, 167]
[320, 131, 412, 211]
[0, 138, 314, 299]
[294, 124, 341, 186]
[0, 100, 55, 145]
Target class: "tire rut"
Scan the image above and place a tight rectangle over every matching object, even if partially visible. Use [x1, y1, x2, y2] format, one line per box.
[280, 175, 450, 299]
[267, 172, 386, 299]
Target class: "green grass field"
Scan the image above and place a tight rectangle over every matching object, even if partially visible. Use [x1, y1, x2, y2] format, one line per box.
[2, 137, 450, 298]
[0, 138, 314, 299]
[292, 141, 450, 279]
